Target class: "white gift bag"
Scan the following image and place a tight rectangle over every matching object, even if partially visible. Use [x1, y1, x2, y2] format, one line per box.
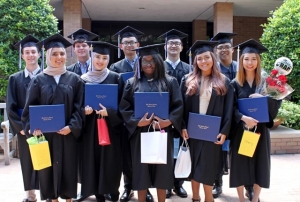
[174, 139, 191, 178]
[141, 121, 167, 164]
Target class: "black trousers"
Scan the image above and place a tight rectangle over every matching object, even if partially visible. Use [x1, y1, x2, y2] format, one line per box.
[121, 125, 133, 190]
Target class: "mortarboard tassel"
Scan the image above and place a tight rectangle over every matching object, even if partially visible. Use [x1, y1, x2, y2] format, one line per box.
[164, 35, 167, 60]
[41, 42, 44, 71]
[90, 43, 93, 72]
[135, 49, 141, 79]
[237, 45, 240, 69]
[71, 34, 73, 58]
[19, 44, 22, 69]
[189, 50, 192, 71]
[118, 33, 121, 58]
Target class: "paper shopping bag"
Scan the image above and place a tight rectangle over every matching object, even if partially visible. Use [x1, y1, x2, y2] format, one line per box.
[141, 121, 167, 164]
[97, 115, 111, 146]
[28, 136, 51, 170]
[174, 139, 191, 178]
[238, 127, 260, 157]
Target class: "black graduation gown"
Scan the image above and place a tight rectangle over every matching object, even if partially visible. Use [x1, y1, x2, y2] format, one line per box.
[164, 61, 190, 85]
[109, 59, 134, 73]
[229, 79, 281, 188]
[67, 63, 83, 76]
[81, 71, 123, 197]
[110, 58, 135, 188]
[119, 76, 183, 190]
[180, 75, 234, 186]
[21, 71, 85, 200]
[218, 61, 238, 81]
[6, 70, 40, 191]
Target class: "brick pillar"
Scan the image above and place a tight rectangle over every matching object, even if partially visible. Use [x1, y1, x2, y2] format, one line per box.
[63, 0, 82, 65]
[213, 2, 233, 35]
[192, 20, 207, 42]
[82, 18, 91, 32]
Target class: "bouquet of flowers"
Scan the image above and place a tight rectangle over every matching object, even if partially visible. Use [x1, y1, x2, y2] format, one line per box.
[257, 57, 294, 100]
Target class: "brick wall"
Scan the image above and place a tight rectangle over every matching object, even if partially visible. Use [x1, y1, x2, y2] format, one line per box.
[192, 20, 207, 42]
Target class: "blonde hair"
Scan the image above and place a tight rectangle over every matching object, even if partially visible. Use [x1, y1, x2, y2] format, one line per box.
[236, 53, 261, 86]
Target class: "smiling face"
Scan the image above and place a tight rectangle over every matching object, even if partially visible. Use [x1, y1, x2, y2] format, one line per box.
[166, 39, 183, 56]
[49, 48, 66, 68]
[216, 42, 233, 64]
[242, 53, 258, 72]
[120, 36, 140, 57]
[196, 51, 213, 74]
[22, 46, 40, 67]
[74, 42, 90, 61]
[93, 53, 109, 71]
[141, 55, 156, 78]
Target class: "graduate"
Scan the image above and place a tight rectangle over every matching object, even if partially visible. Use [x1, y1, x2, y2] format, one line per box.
[158, 29, 190, 198]
[6, 35, 43, 202]
[80, 41, 123, 202]
[230, 39, 281, 202]
[21, 34, 85, 202]
[180, 40, 234, 202]
[119, 44, 183, 202]
[109, 26, 155, 202]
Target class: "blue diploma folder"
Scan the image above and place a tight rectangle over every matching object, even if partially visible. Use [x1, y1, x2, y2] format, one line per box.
[134, 92, 169, 119]
[29, 104, 65, 133]
[121, 72, 134, 82]
[85, 84, 118, 110]
[187, 112, 221, 142]
[238, 96, 269, 122]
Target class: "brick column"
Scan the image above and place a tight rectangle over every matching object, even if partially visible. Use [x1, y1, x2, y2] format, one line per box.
[192, 20, 207, 42]
[63, 0, 82, 65]
[82, 18, 91, 31]
[213, 2, 233, 35]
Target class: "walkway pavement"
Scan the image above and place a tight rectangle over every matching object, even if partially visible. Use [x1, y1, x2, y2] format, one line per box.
[0, 154, 299, 202]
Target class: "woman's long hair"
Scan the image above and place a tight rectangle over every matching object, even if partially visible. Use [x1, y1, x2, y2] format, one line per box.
[185, 52, 226, 96]
[236, 53, 261, 87]
[133, 53, 170, 92]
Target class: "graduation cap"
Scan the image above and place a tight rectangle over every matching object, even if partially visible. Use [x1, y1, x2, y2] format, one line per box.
[186, 40, 219, 66]
[211, 32, 237, 44]
[112, 26, 144, 58]
[14, 34, 39, 69]
[36, 34, 72, 70]
[234, 39, 268, 69]
[67, 28, 98, 42]
[132, 43, 164, 79]
[87, 41, 118, 71]
[158, 29, 188, 59]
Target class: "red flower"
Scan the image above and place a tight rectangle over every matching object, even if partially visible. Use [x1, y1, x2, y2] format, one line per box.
[278, 75, 287, 84]
[271, 69, 278, 76]
[266, 76, 273, 84]
[269, 80, 276, 86]
[279, 86, 286, 93]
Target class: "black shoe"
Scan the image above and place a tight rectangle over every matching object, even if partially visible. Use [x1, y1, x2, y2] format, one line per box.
[120, 189, 134, 202]
[173, 186, 187, 198]
[72, 192, 88, 202]
[166, 189, 172, 198]
[212, 185, 222, 198]
[96, 194, 106, 202]
[146, 189, 154, 202]
[104, 194, 119, 201]
[245, 187, 254, 201]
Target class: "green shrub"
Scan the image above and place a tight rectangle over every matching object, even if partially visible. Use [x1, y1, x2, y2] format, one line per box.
[277, 100, 300, 129]
[260, 0, 300, 102]
[0, 0, 59, 101]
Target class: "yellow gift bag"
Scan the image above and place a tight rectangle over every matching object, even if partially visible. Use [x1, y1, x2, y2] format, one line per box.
[27, 135, 52, 170]
[238, 126, 260, 157]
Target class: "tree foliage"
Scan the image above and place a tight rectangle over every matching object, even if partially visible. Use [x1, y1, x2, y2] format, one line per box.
[0, 0, 58, 101]
[260, 0, 300, 102]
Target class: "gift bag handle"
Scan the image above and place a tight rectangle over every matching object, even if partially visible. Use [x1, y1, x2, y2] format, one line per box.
[98, 114, 105, 119]
[245, 125, 257, 133]
[147, 120, 162, 132]
[181, 138, 189, 148]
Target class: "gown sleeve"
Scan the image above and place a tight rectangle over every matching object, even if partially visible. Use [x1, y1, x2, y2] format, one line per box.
[21, 78, 40, 138]
[6, 75, 22, 135]
[119, 79, 140, 137]
[67, 78, 85, 139]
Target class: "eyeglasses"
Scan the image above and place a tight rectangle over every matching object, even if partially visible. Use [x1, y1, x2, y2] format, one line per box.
[216, 45, 232, 51]
[142, 59, 155, 66]
[167, 42, 182, 47]
[121, 41, 138, 46]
